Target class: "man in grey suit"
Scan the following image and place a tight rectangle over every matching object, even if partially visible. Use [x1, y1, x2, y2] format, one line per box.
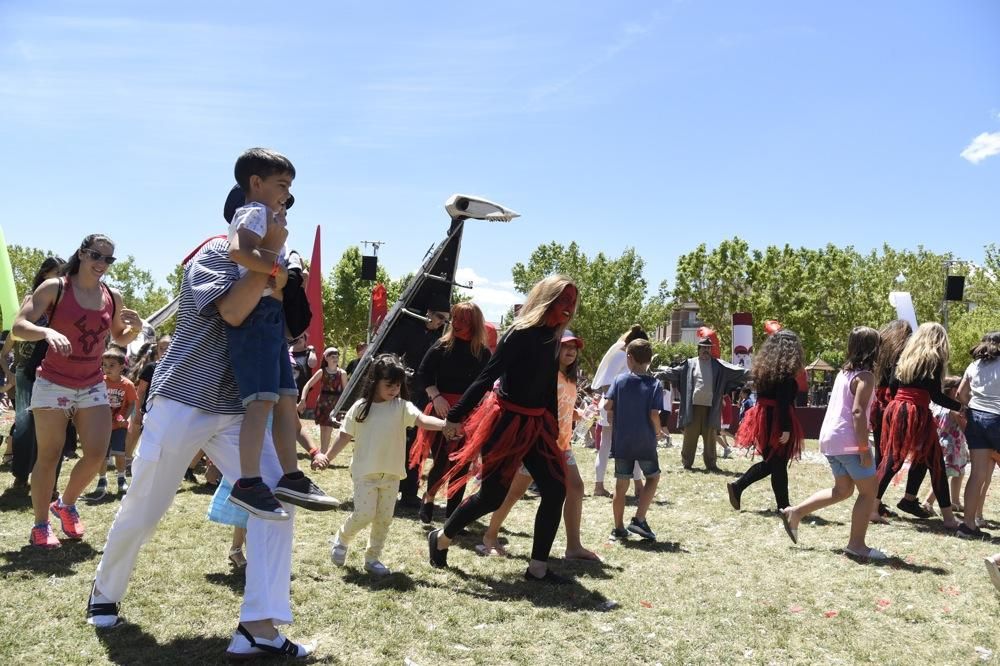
[658, 339, 750, 471]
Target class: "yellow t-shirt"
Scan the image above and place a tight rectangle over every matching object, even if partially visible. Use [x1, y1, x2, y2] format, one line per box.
[557, 372, 577, 451]
[341, 397, 422, 480]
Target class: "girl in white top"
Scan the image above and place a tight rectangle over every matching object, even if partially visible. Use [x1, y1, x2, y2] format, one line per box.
[958, 331, 1000, 536]
[314, 354, 445, 576]
[779, 327, 887, 560]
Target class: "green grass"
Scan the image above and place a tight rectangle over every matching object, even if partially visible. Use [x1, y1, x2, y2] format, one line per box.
[1, 416, 998, 665]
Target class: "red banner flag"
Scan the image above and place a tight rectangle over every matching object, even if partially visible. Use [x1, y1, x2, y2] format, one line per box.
[304, 225, 324, 408]
[370, 283, 388, 334]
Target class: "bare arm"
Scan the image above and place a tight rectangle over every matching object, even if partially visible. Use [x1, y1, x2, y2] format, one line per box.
[324, 430, 353, 459]
[217, 217, 289, 326]
[649, 409, 661, 437]
[109, 289, 142, 347]
[297, 370, 323, 410]
[958, 375, 971, 406]
[11, 279, 59, 343]
[229, 227, 278, 275]
[415, 413, 446, 431]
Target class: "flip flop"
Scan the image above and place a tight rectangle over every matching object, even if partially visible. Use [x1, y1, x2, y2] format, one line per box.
[780, 509, 798, 544]
[869, 515, 890, 525]
[592, 489, 612, 498]
[475, 543, 508, 558]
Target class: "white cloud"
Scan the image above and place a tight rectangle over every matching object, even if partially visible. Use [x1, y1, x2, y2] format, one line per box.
[455, 267, 523, 323]
[960, 132, 1000, 164]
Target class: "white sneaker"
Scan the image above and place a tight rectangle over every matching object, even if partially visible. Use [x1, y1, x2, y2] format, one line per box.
[364, 560, 391, 576]
[331, 540, 348, 566]
[225, 625, 316, 659]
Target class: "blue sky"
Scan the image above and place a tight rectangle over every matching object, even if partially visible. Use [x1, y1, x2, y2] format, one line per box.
[3, 1, 998, 322]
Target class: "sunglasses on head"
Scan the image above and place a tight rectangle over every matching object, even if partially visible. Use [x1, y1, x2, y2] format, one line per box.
[82, 249, 116, 265]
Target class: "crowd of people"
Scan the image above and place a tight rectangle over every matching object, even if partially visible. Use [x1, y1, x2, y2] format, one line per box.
[2, 146, 999, 660]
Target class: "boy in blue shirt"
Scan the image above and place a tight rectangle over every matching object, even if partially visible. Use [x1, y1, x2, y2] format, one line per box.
[606, 339, 663, 540]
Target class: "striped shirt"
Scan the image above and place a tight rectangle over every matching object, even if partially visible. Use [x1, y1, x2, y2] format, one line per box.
[149, 239, 244, 414]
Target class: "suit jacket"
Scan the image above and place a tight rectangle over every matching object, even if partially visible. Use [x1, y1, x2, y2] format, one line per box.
[658, 357, 749, 430]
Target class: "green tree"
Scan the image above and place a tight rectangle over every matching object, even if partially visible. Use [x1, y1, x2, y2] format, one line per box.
[323, 247, 396, 351]
[104, 255, 172, 319]
[7, 244, 57, 302]
[510, 242, 652, 370]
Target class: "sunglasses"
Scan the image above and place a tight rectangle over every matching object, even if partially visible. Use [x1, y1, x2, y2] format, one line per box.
[82, 249, 116, 265]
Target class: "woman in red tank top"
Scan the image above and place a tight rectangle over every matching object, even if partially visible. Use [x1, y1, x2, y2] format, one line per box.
[12, 234, 142, 549]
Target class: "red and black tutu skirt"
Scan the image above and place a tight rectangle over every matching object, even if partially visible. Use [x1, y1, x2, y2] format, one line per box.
[408, 392, 462, 472]
[734, 398, 804, 462]
[869, 386, 890, 443]
[435, 391, 565, 498]
[877, 388, 941, 477]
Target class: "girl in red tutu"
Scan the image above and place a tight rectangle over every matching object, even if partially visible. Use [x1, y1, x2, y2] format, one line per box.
[428, 275, 577, 583]
[727, 329, 805, 511]
[875, 322, 963, 530]
[871, 319, 931, 521]
[410, 302, 492, 525]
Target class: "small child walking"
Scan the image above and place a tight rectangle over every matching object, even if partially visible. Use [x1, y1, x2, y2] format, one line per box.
[606, 339, 664, 541]
[923, 376, 969, 515]
[317, 355, 446, 576]
[779, 327, 887, 560]
[89, 349, 137, 499]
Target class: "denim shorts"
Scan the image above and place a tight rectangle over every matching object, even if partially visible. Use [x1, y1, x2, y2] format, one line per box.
[614, 457, 660, 479]
[966, 408, 1000, 452]
[826, 453, 876, 480]
[30, 376, 109, 414]
[108, 428, 127, 455]
[225, 298, 297, 406]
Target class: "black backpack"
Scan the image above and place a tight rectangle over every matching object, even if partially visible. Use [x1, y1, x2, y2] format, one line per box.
[283, 251, 312, 339]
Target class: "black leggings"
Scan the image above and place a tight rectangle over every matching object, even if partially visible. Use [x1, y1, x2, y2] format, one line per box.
[425, 438, 469, 519]
[442, 426, 566, 562]
[877, 456, 950, 508]
[733, 454, 790, 509]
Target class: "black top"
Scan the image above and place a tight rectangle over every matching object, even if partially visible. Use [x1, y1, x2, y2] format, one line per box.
[447, 326, 559, 423]
[382, 317, 444, 409]
[345, 358, 361, 377]
[756, 376, 798, 431]
[290, 348, 313, 396]
[417, 339, 491, 397]
[890, 364, 961, 411]
[139, 362, 156, 413]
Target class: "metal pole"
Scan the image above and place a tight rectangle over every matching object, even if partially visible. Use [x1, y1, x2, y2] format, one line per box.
[361, 240, 385, 344]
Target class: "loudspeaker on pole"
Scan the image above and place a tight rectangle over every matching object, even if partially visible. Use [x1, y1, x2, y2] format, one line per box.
[360, 255, 378, 281]
[945, 275, 965, 302]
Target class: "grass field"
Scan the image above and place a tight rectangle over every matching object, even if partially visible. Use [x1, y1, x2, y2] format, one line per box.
[1, 414, 998, 665]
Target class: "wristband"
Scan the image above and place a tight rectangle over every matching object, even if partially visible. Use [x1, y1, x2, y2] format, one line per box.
[308, 447, 319, 458]
[269, 262, 280, 279]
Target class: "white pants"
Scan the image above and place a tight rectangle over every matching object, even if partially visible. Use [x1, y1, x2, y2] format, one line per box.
[594, 423, 642, 483]
[336, 473, 397, 562]
[93, 397, 296, 624]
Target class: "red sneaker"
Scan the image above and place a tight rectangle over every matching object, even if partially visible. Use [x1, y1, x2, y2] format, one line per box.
[30, 523, 61, 549]
[50, 501, 85, 540]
